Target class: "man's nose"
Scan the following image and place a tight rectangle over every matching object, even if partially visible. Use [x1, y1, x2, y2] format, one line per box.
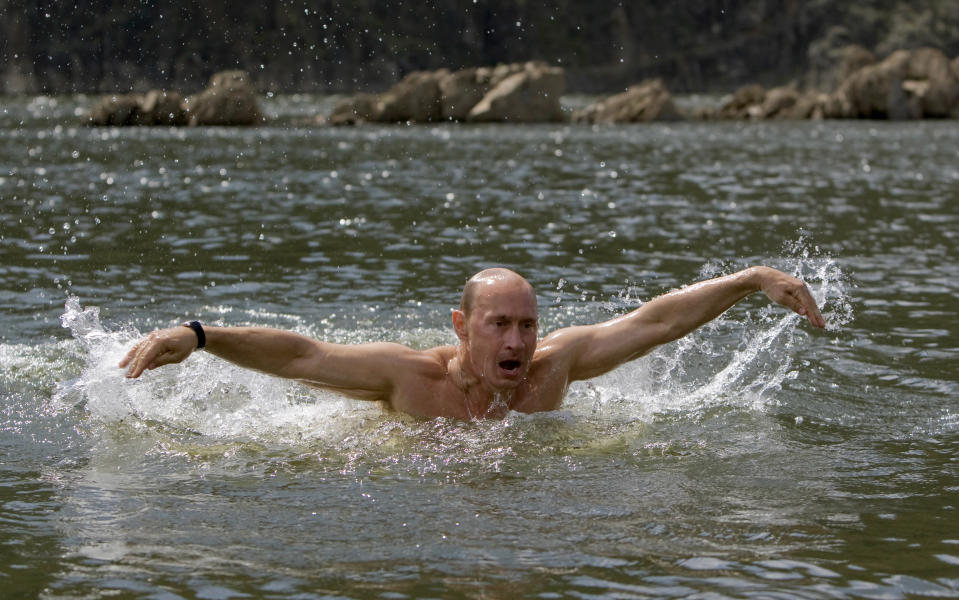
[504, 325, 525, 349]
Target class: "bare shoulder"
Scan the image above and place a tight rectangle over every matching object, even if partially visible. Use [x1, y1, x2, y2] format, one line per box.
[398, 344, 454, 379]
[534, 325, 594, 365]
[533, 319, 640, 383]
[298, 341, 450, 402]
[353, 342, 450, 380]
[385, 345, 459, 417]
[525, 325, 594, 388]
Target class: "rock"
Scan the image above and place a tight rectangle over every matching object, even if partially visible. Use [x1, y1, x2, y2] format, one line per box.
[690, 106, 718, 120]
[571, 79, 682, 123]
[376, 69, 449, 122]
[758, 85, 800, 119]
[87, 94, 141, 126]
[439, 68, 490, 121]
[138, 90, 186, 125]
[953, 56, 959, 118]
[87, 71, 261, 126]
[323, 61, 564, 125]
[900, 47, 959, 117]
[328, 93, 381, 125]
[485, 62, 527, 88]
[184, 70, 263, 126]
[467, 63, 565, 123]
[822, 89, 850, 119]
[717, 84, 766, 119]
[783, 90, 828, 120]
[826, 47, 959, 119]
[825, 58, 900, 118]
[808, 41, 878, 94]
[837, 46, 878, 85]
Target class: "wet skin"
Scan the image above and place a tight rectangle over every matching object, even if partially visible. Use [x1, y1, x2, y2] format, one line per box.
[120, 266, 826, 419]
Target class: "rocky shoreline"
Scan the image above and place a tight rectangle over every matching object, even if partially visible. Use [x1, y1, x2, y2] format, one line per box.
[86, 46, 959, 127]
[87, 71, 264, 127]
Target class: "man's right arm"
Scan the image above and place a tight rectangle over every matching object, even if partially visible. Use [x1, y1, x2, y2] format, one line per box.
[537, 266, 825, 383]
[119, 325, 408, 400]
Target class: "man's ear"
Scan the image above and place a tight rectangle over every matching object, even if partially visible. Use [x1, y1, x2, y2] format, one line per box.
[452, 310, 468, 341]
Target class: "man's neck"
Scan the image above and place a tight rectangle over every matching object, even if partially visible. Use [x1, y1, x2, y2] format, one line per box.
[448, 352, 516, 419]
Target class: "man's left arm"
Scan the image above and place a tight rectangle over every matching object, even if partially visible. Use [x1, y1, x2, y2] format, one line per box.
[541, 266, 825, 382]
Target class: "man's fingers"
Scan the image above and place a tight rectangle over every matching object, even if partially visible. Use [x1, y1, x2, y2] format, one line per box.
[121, 328, 196, 378]
[766, 275, 827, 329]
[792, 284, 826, 329]
[118, 341, 141, 368]
[124, 348, 148, 378]
[123, 340, 161, 378]
[804, 297, 826, 329]
[795, 285, 826, 328]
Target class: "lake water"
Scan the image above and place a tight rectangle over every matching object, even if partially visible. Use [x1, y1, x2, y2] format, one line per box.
[2, 95, 958, 598]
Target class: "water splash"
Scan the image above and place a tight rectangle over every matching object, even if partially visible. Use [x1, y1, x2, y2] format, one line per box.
[55, 297, 379, 444]
[56, 242, 851, 452]
[580, 240, 852, 419]
[57, 297, 140, 420]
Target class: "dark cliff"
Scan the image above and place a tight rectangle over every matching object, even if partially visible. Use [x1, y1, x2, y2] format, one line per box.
[2, 0, 958, 95]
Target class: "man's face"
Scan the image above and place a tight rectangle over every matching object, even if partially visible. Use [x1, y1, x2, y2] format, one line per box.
[458, 278, 539, 391]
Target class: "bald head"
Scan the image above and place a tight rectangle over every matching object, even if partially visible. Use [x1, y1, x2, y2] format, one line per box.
[460, 268, 537, 317]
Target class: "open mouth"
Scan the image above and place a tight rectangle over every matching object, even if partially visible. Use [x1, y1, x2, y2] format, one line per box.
[499, 359, 521, 371]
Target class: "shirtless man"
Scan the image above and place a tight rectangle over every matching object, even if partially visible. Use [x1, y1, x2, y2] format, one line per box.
[120, 266, 825, 419]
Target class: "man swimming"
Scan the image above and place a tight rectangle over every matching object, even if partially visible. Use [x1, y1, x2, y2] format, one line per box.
[120, 266, 825, 419]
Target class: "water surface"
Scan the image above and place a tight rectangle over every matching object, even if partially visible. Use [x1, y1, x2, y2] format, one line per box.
[1, 95, 958, 598]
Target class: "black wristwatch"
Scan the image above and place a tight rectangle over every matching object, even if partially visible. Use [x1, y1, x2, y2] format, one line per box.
[182, 320, 206, 349]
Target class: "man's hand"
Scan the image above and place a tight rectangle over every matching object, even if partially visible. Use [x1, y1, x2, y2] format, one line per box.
[119, 326, 198, 378]
[549, 265, 827, 383]
[754, 266, 826, 328]
[117, 325, 403, 402]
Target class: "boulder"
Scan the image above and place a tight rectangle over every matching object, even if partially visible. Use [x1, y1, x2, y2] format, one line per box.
[376, 69, 449, 122]
[184, 70, 263, 126]
[822, 89, 850, 118]
[138, 90, 186, 125]
[826, 47, 959, 119]
[901, 47, 959, 117]
[87, 94, 141, 126]
[808, 42, 877, 93]
[323, 61, 563, 125]
[327, 93, 381, 125]
[439, 68, 490, 121]
[953, 56, 959, 118]
[783, 90, 828, 120]
[88, 71, 261, 126]
[467, 62, 565, 123]
[571, 79, 682, 123]
[837, 46, 878, 86]
[717, 84, 766, 119]
[758, 85, 800, 119]
[485, 62, 527, 88]
[690, 105, 718, 120]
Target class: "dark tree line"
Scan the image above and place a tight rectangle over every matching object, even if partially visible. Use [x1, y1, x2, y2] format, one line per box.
[2, 0, 958, 95]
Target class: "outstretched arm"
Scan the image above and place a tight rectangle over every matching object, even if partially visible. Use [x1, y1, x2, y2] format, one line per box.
[119, 325, 411, 400]
[542, 266, 825, 381]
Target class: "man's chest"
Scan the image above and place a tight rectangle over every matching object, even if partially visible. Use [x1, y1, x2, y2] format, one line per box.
[389, 378, 472, 419]
[388, 362, 569, 418]
[509, 377, 568, 413]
